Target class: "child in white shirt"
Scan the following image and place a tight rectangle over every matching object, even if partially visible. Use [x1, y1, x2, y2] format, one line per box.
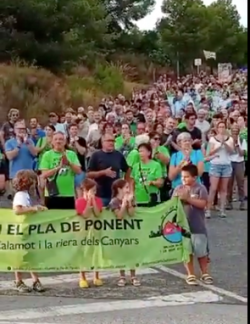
[12, 169, 47, 292]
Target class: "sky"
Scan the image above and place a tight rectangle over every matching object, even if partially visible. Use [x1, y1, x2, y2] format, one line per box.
[136, 0, 248, 30]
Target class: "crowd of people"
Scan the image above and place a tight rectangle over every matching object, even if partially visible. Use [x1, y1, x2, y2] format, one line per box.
[0, 70, 248, 292]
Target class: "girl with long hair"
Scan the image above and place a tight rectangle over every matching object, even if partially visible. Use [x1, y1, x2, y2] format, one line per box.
[12, 169, 47, 292]
[206, 121, 234, 218]
[109, 179, 140, 287]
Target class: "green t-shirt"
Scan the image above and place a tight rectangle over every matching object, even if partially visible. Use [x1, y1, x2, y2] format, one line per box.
[153, 146, 170, 177]
[126, 149, 140, 168]
[115, 136, 135, 157]
[239, 128, 248, 159]
[39, 149, 80, 197]
[131, 160, 163, 204]
[36, 137, 52, 167]
[129, 122, 137, 135]
[177, 122, 186, 129]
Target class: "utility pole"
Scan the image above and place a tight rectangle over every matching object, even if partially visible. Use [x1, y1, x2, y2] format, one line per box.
[176, 51, 180, 78]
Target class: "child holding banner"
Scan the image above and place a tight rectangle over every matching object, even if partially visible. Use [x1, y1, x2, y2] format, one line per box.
[75, 178, 103, 288]
[12, 169, 47, 293]
[109, 179, 140, 287]
[173, 164, 213, 286]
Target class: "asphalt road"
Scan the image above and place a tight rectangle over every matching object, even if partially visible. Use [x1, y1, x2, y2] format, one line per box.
[0, 196, 247, 324]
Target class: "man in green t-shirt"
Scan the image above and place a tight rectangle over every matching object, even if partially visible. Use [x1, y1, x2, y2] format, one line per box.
[39, 132, 81, 208]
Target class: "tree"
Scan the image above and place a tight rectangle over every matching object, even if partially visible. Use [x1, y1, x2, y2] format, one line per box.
[0, 0, 111, 70]
[104, 0, 155, 31]
[157, 0, 247, 72]
[204, 0, 246, 66]
[158, 0, 209, 72]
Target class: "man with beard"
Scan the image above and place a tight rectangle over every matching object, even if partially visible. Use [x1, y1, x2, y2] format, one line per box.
[124, 110, 137, 135]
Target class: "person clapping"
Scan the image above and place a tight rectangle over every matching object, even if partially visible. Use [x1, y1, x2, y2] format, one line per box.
[75, 178, 103, 288]
[109, 179, 140, 287]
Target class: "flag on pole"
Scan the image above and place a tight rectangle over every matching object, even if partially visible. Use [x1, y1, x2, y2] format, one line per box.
[203, 50, 216, 60]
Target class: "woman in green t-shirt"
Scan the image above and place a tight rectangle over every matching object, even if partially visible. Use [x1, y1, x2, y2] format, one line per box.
[131, 143, 163, 206]
[115, 123, 135, 159]
[36, 124, 55, 168]
[149, 131, 170, 202]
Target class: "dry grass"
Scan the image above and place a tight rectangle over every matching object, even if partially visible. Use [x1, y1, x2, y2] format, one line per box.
[0, 63, 147, 123]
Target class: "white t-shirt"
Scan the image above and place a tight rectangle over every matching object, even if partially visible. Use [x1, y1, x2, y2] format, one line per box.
[230, 137, 247, 163]
[86, 123, 99, 142]
[13, 191, 31, 208]
[209, 136, 234, 165]
[195, 119, 210, 134]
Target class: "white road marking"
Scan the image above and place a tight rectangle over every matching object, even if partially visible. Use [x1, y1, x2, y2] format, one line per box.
[0, 291, 222, 320]
[155, 265, 248, 303]
[0, 322, 55, 324]
[0, 268, 158, 291]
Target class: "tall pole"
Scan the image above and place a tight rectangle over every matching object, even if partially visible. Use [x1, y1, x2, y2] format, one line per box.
[176, 51, 180, 78]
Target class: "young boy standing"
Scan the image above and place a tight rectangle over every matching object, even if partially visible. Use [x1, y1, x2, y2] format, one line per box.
[173, 164, 213, 286]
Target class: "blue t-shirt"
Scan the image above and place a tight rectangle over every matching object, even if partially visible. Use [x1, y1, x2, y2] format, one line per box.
[170, 149, 204, 188]
[5, 138, 35, 179]
[30, 129, 45, 145]
[203, 143, 211, 173]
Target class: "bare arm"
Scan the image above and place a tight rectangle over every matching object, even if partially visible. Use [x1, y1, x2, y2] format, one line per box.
[223, 137, 234, 154]
[168, 164, 183, 181]
[197, 161, 204, 177]
[69, 162, 82, 174]
[13, 205, 37, 215]
[41, 166, 61, 179]
[113, 205, 127, 220]
[92, 198, 101, 217]
[87, 170, 106, 179]
[150, 178, 164, 188]
[6, 147, 20, 160]
[0, 130, 5, 150]
[74, 141, 86, 155]
[26, 142, 37, 156]
[185, 197, 207, 209]
[208, 143, 222, 156]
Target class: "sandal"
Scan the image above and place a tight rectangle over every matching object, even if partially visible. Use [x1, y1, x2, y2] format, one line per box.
[200, 273, 213, 285]
[117, 277, 126, 287]
[131, 277, 141, 287]
[185, 275, 198, 286]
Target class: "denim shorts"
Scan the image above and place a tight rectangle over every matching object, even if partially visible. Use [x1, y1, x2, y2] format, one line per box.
[209, 163, 232, 178]
[191, 234, 209, 258]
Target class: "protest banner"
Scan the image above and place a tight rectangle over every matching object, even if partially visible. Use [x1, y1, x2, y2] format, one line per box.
[0, 198, 191, 272]
[218, 63, 232, 82]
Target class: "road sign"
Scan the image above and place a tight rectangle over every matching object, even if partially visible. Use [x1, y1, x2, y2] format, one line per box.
[194, 58, 202, 66]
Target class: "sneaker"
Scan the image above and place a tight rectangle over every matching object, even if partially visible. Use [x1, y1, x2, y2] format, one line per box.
[219, 210, 227, 218]
[239, 201, 245, 210]
[79, 279, 89, 288]
[226, 202, 233, 210]
[93, 278, 103, 286]
[33, 280, 45, 292]
[14, 281, 32, 293]
[205, 210, 211, 219]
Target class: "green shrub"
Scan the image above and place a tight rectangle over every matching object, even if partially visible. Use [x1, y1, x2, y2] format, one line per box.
[0, 63, 146, 123]
[94, 63, 124, 95]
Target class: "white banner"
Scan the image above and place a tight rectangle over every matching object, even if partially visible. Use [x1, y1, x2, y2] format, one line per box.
[218, 63, 232, 82]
